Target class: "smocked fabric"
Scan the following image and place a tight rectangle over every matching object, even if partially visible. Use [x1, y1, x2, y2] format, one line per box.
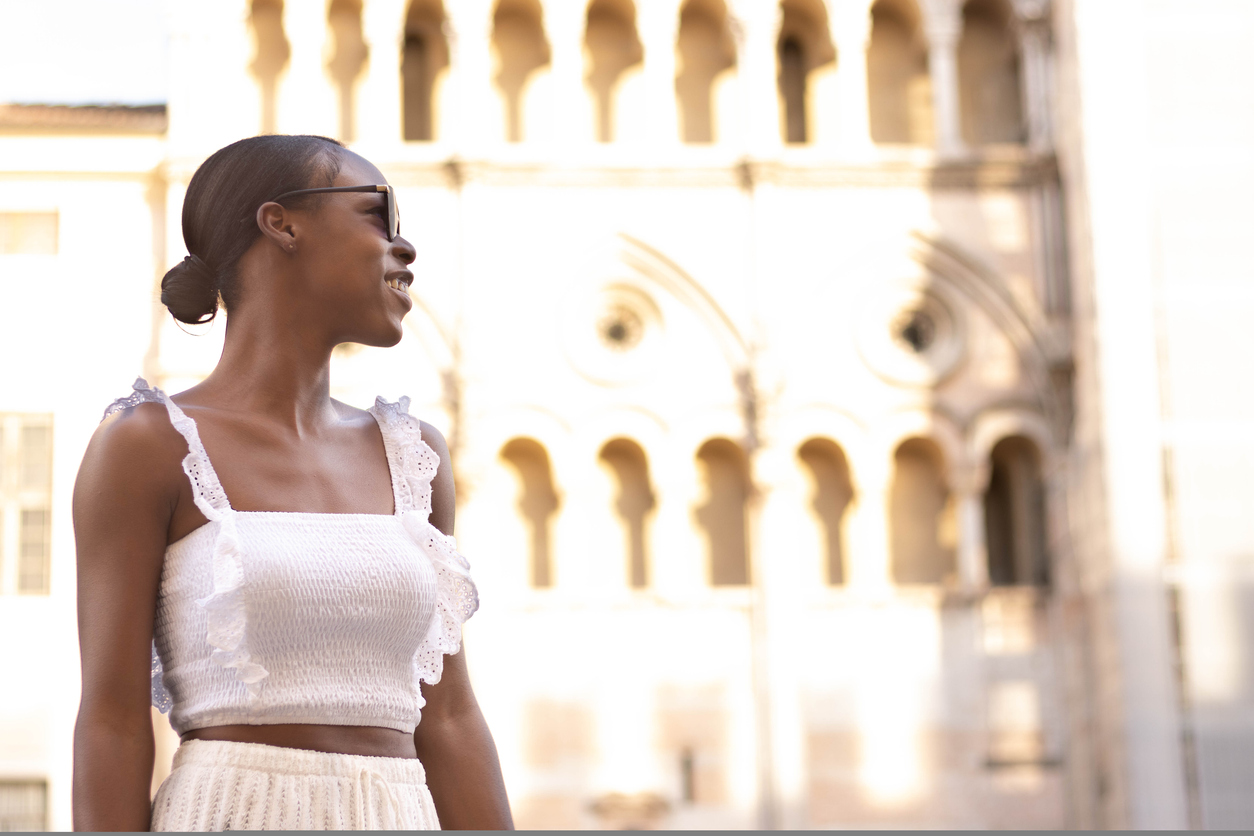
[102, 378, 478, 735]
[150, 739, 440, 830]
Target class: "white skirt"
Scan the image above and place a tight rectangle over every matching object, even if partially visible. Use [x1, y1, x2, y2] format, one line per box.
[150, 739, 441, 831]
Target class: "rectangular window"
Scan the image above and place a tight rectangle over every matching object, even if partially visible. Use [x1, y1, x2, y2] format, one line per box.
[0, 212, 58, 255]
[0, 779, 47, 831]
[1, 415, 53, 596]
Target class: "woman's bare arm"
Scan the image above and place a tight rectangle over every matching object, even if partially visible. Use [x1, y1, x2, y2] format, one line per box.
[72, 404, 187, 831]
[416, 421, 513, 829]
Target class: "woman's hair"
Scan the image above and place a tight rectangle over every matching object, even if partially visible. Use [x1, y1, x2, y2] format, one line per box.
[160, 134, 346, 324]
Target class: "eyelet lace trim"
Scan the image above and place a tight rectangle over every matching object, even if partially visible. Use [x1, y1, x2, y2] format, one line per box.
[370, 398, 478, 689]
[103, 377, 268, 710]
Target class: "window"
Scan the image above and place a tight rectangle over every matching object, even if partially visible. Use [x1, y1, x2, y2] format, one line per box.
[867, 0, 933, 146]
[889, 437, 955, 584]
[777, 0, 835, 144]
[694, 438, 750, 586]
[248, 0, 290, 135]
[958, 0, 1024, 145]
[984, 436, 1048, 586]
[500, 438, 559, 588]
[585, 0, 643, 143]
[0, 213, 58, 255]
[402, 0, 449, 141]
[0, 780, 47, 831]
[676, 0, 737, 144]
[599, 438, 655, 588]
[492, 0, 551, 143]
[327, 0, 368, 143]
[1, 415, 53, 595]
[798, 438, 854, 585]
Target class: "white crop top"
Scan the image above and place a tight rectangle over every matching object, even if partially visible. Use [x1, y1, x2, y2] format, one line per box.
[102, 379, 478, 735]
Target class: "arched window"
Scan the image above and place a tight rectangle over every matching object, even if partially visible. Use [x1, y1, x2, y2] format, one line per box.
[798, 439, 854, 585]
[984, 436, 1048, 586]
[958, 0, 1024, 145]
[402, 0, 449, 141]
[585, 0, 643, 143]
[777, 0, 835, 144]
[501, 438, 560, 588]
[249, 0, 290, 135]
[599, 438, 656, 588]
[327, 0, 368, 143]
[676, 0, 737, 144]
[867, 0, 933, 145]
[695, 439, 750, 586]
[492, 0, 551, 143]
[889, 438, 955, 584]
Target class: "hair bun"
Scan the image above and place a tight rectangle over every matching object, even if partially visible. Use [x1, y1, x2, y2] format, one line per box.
[161, 253, 220, 324]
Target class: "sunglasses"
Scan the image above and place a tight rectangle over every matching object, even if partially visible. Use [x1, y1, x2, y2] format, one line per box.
[270, 184, 400, 241]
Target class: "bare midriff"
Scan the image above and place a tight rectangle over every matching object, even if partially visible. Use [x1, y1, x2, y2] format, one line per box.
[183, 724, 417, 759]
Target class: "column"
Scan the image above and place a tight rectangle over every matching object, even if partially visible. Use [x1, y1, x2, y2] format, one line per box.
[279, 0, 338, 136]
[444, 0, 497, 153]
[1014, 2, 1053, 153]
[953, 465, 991, 593]
[355, 0, 406, 148]
[544, 0, 594, 145]
[829, 0, 874, 156]
[921, 3, 966, 159]
[167, 0, 258, 155]
[636, 0, 682, 148]
[849, 460, 893, 593]
[730, 0, 783, 156]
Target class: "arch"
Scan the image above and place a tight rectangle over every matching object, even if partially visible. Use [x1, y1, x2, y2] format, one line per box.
[889, 437, 956, 585]
[585, 0, 643, 143]
[248, 0, 290, 135]
[500, 437, 560, 588]
[695, 438, 750, 586]
[958, 0, 1023, 145]
[599, 438, 656, 588]
[676, 0, 737, 144]
[798, 438, 855, 585]
[402, 0, 449, 141]
[983, 435, 1047, 586]
[492, 0, 551, 143]
[867, 0, 932, 145]
[328, 0, 368, 142]
[777, 0, 836, 144]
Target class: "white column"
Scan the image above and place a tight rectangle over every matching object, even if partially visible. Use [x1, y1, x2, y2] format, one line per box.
[954, 465, 991, 593]
[544, 0, 594, 146]
[921, 2, 966, 158]
[1014, 2, 1053, 153]
[636, 0, 682, 148]
[849, 465, 893, 593]
[278, 0, 338, 136]
[167, 0, 258, 156]
[829, 0, 875, 156]
[729, 0, 783, 156]
[444, 0, 497, 154]
[355, 0, 405, 149]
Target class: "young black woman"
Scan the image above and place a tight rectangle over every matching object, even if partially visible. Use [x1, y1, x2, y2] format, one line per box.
[72, 134, 513, 831]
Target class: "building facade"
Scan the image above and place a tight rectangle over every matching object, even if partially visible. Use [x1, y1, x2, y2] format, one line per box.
[0, 0, 1250, 829]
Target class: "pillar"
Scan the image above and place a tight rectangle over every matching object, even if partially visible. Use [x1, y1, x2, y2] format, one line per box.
[829, 0, 875, 156]
[355, 0, 406, 148]
[543, 0, 594, 145]
[444, 0, 497, 152]
[636, 0, 682, 148]
[279, 0, 339, 136]
[730, 0, 782, 155]
[1014, 0, 1053, 152]
[954, 464, 991, 593]
[921, 2, 966, 158]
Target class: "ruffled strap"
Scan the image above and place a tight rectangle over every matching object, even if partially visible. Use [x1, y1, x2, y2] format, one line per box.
[195, 512, 269, 697]
[402, 510, 479, 687]
[369, 396, 439, 517]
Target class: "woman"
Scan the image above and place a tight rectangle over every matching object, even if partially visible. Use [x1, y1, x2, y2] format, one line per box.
[72, 134, 513, 831]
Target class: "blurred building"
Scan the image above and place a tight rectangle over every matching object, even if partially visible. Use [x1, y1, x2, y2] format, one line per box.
[0, 0, 1251, 829]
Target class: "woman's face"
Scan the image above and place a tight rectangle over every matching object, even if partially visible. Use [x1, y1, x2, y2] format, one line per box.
[288, 151, 417, 348]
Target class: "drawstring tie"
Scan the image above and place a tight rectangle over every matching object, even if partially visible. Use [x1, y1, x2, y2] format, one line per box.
[354, 767, 402, 829]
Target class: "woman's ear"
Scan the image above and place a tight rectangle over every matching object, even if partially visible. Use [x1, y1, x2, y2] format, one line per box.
[256, 202, 296, 252]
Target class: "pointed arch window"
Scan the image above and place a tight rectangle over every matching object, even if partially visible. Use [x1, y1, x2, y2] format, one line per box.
[777, 0, 835, 144]
[586, 0, 643, 143]
[501, 438, 560, 588]
[798, 439, 854, 585]
[958, 0, 1025, 145]
[676, 0, 737, 144]
[867, 0, 933, 145]
[889, 437, 955, 584]
[984, 436, 1048, 586]
[403, 0, 449, 141]
[695, 438, 750, 586]
[599, 438, 656, 588]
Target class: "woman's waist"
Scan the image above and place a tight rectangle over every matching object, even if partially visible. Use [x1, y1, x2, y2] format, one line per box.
[182, 723, 418, 760]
